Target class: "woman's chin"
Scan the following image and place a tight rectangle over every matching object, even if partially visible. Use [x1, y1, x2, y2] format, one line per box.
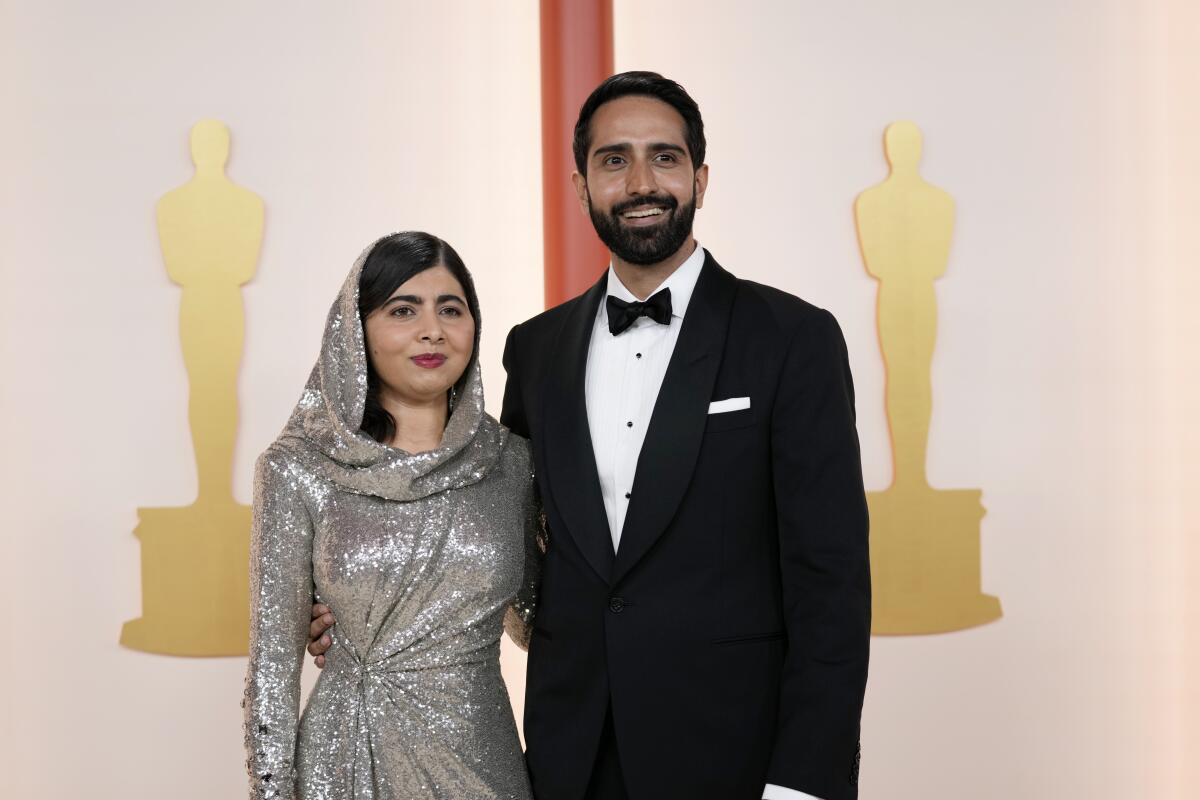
[379, 377, 459, 407]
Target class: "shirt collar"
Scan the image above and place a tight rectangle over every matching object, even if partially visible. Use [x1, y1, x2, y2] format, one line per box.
[603, 241, 706, 321]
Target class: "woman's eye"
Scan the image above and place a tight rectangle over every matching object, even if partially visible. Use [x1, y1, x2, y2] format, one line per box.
[390, 306, 415, 317]
[439, 306, 462, 317]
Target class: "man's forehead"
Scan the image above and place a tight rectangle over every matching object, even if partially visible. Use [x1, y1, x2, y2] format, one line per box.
[589, 95, 688, 149]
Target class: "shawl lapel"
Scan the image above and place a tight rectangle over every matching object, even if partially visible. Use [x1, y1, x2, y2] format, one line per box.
[612, 254, 737, 584]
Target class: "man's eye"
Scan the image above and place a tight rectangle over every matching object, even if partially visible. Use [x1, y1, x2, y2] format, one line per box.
[603, 156, 625, 166]
[654, 153, 677, 163]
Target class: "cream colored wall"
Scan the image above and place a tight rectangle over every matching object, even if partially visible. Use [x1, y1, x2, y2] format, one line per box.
[1, 1, 1195, 798]
[1158, 1, 1200, 795]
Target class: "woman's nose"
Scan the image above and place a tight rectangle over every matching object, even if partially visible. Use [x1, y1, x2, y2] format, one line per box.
[419, 320, 446, 343]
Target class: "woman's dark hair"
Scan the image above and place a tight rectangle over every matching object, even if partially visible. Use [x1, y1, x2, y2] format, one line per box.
[356, 231, 480, 444]
[572, 71, 706, 175]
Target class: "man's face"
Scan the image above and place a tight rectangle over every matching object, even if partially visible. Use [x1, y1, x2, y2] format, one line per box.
[573, 95, 708, 266]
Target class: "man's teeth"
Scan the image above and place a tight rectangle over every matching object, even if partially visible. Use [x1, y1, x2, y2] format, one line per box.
[623, 208, 664, 218]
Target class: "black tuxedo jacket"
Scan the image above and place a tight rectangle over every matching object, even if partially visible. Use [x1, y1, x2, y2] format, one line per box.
[501, 252, 870, 800]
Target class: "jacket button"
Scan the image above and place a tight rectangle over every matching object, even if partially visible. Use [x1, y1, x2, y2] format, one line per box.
[608, 597, 625, 614]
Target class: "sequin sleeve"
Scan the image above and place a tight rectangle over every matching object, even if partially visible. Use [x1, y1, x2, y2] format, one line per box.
[242, 449, 315, 800]
[504, 443, 545, 651]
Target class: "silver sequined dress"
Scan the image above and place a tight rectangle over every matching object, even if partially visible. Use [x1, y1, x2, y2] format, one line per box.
[243, 246, 541, 800]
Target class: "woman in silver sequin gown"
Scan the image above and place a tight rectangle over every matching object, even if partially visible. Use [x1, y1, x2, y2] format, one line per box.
[243, 233, 541, 800]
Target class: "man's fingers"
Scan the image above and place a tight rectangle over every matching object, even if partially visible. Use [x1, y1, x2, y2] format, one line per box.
[309, 613, 335, 640]
[307, 604, 335, 663]
[306, 634, 332, 657]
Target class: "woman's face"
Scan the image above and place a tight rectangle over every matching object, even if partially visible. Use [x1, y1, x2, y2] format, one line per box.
[362, 264, 475, 407]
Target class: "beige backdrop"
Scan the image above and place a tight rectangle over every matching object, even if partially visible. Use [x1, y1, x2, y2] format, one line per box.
[1, 1, 1196, 798]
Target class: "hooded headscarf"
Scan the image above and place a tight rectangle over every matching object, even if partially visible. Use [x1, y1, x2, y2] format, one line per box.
[273, 238, 508, 502]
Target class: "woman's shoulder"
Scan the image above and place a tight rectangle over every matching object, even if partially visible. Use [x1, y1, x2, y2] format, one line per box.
[254, 440, 321, 488]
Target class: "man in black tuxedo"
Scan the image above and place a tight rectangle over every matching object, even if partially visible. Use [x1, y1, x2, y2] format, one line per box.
[502, 71, 869, 800]
[310, 72, 869, 800]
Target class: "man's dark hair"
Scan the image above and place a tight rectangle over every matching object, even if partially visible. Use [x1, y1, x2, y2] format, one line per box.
[572, 71, 706, 175]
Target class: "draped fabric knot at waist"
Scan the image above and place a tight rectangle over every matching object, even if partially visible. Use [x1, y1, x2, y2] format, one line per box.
[323, 637, 499, 687]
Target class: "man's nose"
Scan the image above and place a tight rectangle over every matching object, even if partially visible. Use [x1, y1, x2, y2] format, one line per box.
[625, 158, 657, 195]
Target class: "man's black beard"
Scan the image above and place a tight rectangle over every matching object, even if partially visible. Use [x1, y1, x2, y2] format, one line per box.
[588, 190, 696, 266]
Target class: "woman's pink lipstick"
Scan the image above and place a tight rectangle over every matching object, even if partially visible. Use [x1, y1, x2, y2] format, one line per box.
[411, 353, 447, 369]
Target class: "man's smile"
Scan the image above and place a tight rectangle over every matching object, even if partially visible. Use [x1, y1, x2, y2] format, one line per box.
[621, 205, 670, 225]
[612, 196, 676, 228]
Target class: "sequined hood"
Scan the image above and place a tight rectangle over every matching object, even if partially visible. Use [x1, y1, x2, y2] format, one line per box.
[273, 239, 508, 502]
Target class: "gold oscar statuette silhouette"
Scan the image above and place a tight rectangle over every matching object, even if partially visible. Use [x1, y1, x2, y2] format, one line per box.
[854, 121, 1001, 635]
[121, 120, 264, 656]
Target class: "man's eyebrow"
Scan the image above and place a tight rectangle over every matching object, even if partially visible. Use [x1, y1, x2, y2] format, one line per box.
[592, 143, 632, 158]
[592, 142, 688, 159]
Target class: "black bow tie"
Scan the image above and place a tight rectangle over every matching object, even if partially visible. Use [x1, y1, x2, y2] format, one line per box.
[606, 289, 673, 336]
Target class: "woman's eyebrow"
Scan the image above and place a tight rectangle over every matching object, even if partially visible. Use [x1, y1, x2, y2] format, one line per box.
[382, 294, 422, 307]
[437, 294, 466, 305]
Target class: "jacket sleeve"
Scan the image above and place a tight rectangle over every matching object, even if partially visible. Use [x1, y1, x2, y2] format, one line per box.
[766, 309, 871, 800]
[242, 450, 315, 800]
[504, 439, 547, 650]
[500, 324, 530, 438]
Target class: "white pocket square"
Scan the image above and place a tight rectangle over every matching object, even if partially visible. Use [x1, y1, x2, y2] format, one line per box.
[708, 397, 751, 414]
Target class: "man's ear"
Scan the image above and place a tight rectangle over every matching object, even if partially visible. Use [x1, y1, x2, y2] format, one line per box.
[571, 171, 590, 218]
[693, 164, 709, 210]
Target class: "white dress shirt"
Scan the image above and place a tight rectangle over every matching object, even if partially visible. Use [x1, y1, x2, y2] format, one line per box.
[584, 244, 704, 551]
[582, 243, 822, 800]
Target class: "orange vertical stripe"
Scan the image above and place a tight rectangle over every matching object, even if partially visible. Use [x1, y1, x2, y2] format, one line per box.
[540, 0, 613, 308]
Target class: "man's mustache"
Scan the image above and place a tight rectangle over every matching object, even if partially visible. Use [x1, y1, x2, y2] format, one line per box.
[610, 195, 679, 216]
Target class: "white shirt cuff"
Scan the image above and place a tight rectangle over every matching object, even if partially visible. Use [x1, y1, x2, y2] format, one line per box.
[763, 784, 824, 800]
